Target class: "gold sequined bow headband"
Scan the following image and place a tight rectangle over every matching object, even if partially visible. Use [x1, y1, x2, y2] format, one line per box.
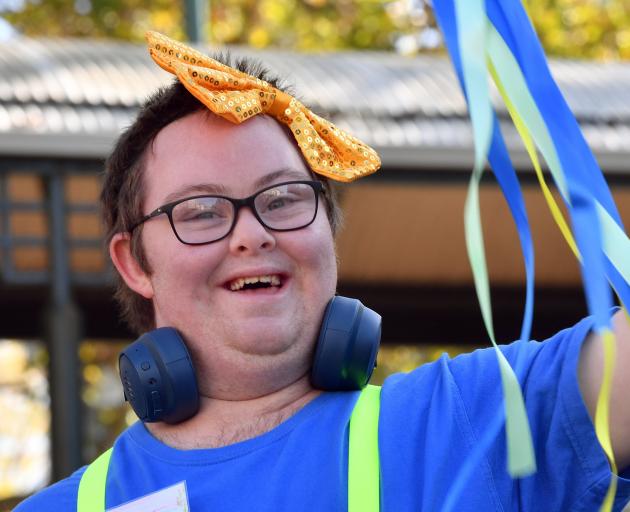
[146, 31, 381, 182]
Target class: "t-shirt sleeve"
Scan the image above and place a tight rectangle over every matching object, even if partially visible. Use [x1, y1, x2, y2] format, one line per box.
[448, 314, 630, 511]
[13, 466, 85, 512]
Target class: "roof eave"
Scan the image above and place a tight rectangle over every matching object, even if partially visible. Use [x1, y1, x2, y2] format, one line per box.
[3, 131, 629, 177]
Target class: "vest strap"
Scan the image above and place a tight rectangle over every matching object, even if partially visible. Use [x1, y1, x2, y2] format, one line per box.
[77, 447, 112, 512]
[348, 384, 381, 512]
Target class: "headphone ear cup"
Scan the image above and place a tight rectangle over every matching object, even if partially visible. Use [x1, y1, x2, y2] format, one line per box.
[311, 296, 381, 391]
[119, 327, 199, 424]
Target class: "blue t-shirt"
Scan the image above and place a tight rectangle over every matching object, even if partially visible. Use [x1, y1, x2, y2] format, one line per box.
[16, 315, 630, 511]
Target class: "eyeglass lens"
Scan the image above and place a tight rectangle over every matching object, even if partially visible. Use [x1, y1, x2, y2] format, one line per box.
[171, 182, 318, 244]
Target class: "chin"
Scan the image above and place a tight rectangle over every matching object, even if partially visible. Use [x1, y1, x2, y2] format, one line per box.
[234, 331, 297, 357]
[231, 316, 303, 348]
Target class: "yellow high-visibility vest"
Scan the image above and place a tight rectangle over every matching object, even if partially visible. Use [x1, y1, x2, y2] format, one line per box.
[77, 384, 381, 512]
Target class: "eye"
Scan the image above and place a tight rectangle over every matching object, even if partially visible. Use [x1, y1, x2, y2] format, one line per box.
[173, 198, 231, 223]
[178, 208, 222, 222]
[190, 210, 219, 220]
[258, 188, 300, 212]
[267, 196, 294, 211]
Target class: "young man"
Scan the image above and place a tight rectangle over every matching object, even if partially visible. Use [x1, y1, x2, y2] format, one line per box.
[16, 32, 630, 511]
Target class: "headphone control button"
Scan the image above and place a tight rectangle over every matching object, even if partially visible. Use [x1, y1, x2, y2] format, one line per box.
[151, 390, 162, 414]
[141, 361, 151, 371]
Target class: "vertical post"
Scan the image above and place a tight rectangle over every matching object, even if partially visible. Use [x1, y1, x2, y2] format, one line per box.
[185, 0, 208, 43]
[0, 172, 7, 278]
[45, 171, 83, 480]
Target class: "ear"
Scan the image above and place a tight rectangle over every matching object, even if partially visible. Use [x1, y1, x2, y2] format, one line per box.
[109, 232, 154, 299]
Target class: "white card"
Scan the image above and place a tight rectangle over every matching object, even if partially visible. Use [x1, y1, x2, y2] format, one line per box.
[106, 481, 189, 512]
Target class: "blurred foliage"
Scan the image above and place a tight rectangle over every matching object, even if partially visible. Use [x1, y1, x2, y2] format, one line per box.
[1, 0, 184, 40]
[0, 340, 49, 501]
[371, 343, 478, 384]
[2, 0, 630, 59]
[526, 0, 630, 60]
[212, 0, 400, 51]
[79, 339, 133, 462]
[1, 0, 415, 51]
[0, 338, 132, 502]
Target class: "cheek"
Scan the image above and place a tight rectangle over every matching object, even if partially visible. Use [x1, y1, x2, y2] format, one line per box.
[318, 238, 338, 289]
[296, 225, 338, 294]
[144, 235, 225, 299]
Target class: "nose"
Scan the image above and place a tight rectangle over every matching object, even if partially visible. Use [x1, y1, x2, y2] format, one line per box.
[228, 206, 276, 254]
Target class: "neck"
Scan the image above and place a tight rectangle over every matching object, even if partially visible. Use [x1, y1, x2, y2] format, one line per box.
[146, 374, 320, 449]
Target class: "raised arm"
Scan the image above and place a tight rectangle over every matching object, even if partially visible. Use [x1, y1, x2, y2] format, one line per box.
[579, 309, 630, 471]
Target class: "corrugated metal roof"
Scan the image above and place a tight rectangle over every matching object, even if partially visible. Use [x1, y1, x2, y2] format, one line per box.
[1, 36, 630, 172]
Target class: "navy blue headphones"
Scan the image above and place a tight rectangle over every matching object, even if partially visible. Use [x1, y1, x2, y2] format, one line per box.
[119, 295, 381, 424]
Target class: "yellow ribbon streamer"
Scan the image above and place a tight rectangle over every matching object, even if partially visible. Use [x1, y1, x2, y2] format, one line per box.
[488, 38, 619, 512]
[488, 63, 579, 260]
[596, 329, 618, 512]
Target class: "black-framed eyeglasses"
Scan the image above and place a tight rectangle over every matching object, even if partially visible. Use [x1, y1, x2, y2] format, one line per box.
[130, 180, 324, 245]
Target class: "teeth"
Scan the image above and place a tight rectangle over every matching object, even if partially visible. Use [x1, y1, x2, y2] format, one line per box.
[229, 274, 282, 291]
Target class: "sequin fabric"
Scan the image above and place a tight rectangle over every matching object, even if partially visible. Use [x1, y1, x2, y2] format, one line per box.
[146, 31, 381, 182]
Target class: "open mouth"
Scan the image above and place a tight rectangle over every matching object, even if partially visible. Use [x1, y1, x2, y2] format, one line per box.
[226, 274, 284, 292]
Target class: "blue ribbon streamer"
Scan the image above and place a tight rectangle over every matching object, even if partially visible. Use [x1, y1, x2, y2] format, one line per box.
[434, 0, 534, 351]
[432, 0, 629, 509]
[487, 1, 626, 325]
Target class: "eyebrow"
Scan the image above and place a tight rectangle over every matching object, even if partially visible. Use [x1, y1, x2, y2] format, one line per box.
[163, 183, 227, 204]
[253, 169, 311, 189]
[161, 168, 310, 204]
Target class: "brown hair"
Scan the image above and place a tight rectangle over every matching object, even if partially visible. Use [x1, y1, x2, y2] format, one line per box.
[101, 55, 343, 335]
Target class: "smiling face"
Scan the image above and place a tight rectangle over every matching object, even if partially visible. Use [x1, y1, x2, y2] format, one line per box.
[112, 111, 338, 399]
